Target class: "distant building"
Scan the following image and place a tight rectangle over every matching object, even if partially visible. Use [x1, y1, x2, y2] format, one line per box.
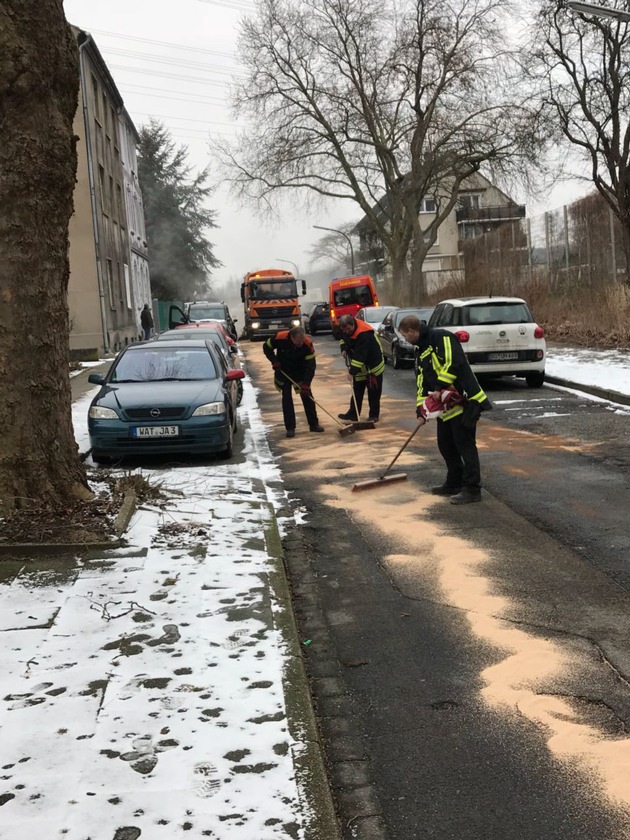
[354, 172, 525, 290]
[67, 28, 150, 358]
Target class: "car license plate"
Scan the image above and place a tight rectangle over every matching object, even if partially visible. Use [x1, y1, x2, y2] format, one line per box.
[131, 426, 180, 438]
[488, 352, 518, 361]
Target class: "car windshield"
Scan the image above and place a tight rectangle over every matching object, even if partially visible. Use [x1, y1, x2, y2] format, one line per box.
[249, 280, 297, 299]
[463, 302, 533, 326]
[364, 307, 394, 323]
[187, 305, 225, 321]
[333, 285, 374, 307]
[111, 347, 218, 382]
[394, 308, 434, 327]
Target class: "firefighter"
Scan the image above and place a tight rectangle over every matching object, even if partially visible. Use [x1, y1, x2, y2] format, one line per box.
[263, 326, 325, 438]
[337, 314, 385, 422]
[399, 314, 492, 505]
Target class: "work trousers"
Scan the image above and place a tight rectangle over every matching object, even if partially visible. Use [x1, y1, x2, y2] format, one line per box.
[346, 374, 382, 419]
[280, 382, 319, 431]
[436, 414, 481, 491]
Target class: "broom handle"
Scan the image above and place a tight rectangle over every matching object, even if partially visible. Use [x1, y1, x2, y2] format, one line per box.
[279, 370, 347, 429]
[378, 419, 426, 480]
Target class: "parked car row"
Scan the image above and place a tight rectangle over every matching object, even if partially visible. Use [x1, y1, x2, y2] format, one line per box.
[355, 295, 546, 388]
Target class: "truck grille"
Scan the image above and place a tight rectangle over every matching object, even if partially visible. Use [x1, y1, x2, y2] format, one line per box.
[252, 305, 294, 318]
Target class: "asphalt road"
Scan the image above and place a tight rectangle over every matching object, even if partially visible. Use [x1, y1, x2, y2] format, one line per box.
[246, 336, 630, 840]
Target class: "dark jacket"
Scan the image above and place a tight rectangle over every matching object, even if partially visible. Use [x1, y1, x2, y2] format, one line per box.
[415, 327, 490, 421]
[140, 307, 154, 329]
[339, 320, 385, 380]
[263, 331, 316, 385]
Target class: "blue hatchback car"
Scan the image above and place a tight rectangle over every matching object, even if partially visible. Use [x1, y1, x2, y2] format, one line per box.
[87, 340, 245, 463]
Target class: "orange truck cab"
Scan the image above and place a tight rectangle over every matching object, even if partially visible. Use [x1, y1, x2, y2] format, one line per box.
[329, 274, 378, 333]
[241, 268, 307, 340]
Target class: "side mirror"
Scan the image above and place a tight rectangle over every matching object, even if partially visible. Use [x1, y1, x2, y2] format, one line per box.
[88, 373, 105, 385]
[301, 280, 307, 295]
[233, 318, 238, 323]
[229, 345, 238, 354]
[226, 368, 245, 381]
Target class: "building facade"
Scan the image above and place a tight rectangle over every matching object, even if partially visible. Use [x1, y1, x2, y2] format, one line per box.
[67, 28, 150, 358]
[355, 173, 525, 290]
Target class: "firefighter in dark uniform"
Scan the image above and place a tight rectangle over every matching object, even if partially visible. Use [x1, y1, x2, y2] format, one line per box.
[263, 326, 325, 438]
[399, 314, 492, 504]
[337, 314, 386, 422]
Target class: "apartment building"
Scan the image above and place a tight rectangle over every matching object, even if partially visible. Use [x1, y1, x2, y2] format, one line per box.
[67, 28, 150, 358]
[355, 172, 525, 289]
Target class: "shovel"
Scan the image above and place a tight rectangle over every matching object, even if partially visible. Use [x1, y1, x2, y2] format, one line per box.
[279, 371, 357, 437]
[351, 419, 426, 492]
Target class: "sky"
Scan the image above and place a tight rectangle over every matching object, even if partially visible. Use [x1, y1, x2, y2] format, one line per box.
[61, 0, 593, 291]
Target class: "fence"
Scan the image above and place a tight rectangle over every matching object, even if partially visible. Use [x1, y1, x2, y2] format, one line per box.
[459, 193, 628, 296]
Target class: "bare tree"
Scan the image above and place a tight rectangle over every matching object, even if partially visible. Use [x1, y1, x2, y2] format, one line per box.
[219, 0, 542, 297]
[529, 1, 630, 283]
[0, 1, 90, 512]
[307, 222, 357, 273]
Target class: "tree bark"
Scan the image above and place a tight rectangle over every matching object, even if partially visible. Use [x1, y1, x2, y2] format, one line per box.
[0, 1, 89, 513]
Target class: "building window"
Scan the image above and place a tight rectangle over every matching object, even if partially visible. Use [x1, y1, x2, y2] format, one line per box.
[124, 263, 132, 309]
[102, 93, 109, 135]
[116, 184, 124, 229]
[423, 228, 438, 246]
[92, 75, 100, 121]
[109, 176, 115, 220]
[98, 165, 106, 215]
[106, 260, 115, 309]
[459, 193, 481, 210]
[420, 198, 437, 213]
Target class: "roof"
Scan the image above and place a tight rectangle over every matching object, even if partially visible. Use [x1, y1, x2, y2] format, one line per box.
[435, 296, 527, 305]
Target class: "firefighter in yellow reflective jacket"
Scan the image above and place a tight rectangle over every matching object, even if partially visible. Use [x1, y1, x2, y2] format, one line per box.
[399, 315, 492, 504]
[263, 326, 325, 438]
[337, 314, 386, 422]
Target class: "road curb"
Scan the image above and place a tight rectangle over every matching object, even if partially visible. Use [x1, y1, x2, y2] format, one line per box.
[545, 375, 630, 408]
[263, 503, 342, 840]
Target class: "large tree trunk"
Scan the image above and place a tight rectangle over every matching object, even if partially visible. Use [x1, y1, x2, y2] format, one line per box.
[0, 1, 89, 513]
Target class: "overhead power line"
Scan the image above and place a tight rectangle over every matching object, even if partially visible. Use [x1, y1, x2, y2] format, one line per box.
[86, 28, 236, 61]
[109, 65, 233, 87]
[101, 47, 244, 78]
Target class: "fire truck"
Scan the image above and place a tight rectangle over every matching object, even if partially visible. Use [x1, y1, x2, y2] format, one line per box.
[241, 268, 306, 340]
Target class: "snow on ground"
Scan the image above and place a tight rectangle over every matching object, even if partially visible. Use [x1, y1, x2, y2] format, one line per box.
[547, 346, 630, 394]
[0, 381, 312, 839]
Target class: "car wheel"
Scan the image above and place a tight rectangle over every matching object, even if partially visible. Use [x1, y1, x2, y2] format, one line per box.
[237, 380, 243, 406]
[392, 347, 401, 369]
[526, 371, 545, 388]
[310, 324, 317, 335]
[219, 416, 234, 459]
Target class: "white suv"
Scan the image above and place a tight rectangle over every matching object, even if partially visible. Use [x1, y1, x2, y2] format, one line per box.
[427, 296, 546, 387]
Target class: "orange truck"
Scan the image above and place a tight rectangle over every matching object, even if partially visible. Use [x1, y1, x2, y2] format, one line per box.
[329, 274, 378, 332]
[241, 268, 307, 340]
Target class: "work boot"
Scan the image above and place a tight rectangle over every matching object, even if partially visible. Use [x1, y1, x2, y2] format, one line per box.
[368, 415, 379, 422]
[309, 424, 325, 433]
[449, 488, 482, 505]
[338, 411, 358, 421]
[431, 484, 462, 496]
[286, 429, 296, 438]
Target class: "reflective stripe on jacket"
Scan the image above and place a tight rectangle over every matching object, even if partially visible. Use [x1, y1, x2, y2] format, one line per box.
[263, 331, 317, 387]
[339, 320, 385, 380]
[415, 328, 488, 421]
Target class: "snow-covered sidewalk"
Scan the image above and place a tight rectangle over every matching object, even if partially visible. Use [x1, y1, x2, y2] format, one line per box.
[0, 384, 336, 840]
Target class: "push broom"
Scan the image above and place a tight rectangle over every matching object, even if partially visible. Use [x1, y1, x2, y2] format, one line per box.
[351, 418, 425, 491]
[279, 371, 357, 437]
[351, 388, 464, 491]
